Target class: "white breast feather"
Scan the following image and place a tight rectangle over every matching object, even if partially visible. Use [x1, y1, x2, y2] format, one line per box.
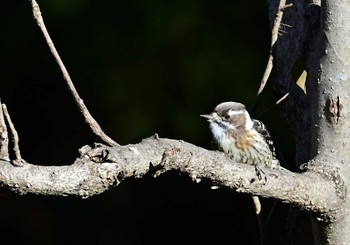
[209, 122, 236, 154]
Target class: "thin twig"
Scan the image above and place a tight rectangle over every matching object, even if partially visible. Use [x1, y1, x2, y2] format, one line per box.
[275, 92, 290, 105]
[256, 92, 290, 118]
[0, 100, 10, 161]
[2, 104, 25, 166]
[29, 0, 118, 146]
[257, 1, 293, 95]
[250, 1, 293, 116]
[252, 196, 265, 245]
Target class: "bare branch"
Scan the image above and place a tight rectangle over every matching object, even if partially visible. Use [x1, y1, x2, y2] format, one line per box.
[250, 1, 293, 116]
[256, 1, 292, 96]
[29, 0, 118, 147]
[275, 92, 290, 105]
[253, 195, 265, 245]
[0, 100, 9, 161]
[0, 137, 342, 217]
[2, 104, 25, 166]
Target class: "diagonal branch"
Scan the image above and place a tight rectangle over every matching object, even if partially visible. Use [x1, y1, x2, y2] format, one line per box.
[0, 100, 9, 161]
[257, 1, 293, 95]
[29, 0, 118, 147]
[0, 137, 342, 218]
[250, 0, 293, 115]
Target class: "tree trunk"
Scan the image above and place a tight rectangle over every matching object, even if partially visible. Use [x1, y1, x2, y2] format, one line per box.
[269, 0, 350, 243]
[311, 0, 350, 244]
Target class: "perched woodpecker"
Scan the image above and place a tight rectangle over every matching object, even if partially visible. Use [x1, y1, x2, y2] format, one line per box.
[201, 101, 279, 174]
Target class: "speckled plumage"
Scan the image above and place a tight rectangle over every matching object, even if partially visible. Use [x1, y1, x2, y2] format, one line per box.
[201, 101, 279, 169]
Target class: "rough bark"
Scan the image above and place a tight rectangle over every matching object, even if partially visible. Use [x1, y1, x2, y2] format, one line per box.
[0, 0, 349, 244]
[309, 0, 350, 243]
[0, 137, 342, 215]
[268, 0, 350, 244]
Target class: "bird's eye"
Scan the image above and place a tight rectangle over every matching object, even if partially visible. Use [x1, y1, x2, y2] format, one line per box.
[224, 114, 230, 120]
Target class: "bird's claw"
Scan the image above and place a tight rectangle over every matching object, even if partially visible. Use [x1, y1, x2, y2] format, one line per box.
[255, 165, 268, 183]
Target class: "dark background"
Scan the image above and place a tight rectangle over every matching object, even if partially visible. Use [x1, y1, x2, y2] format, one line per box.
[1, 0, 296, 244]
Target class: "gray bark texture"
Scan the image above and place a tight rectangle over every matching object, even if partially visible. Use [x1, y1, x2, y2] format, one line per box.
[268, 0, 350, 244]
[0, 137, 340, 214]
[0, 0, 350, 244]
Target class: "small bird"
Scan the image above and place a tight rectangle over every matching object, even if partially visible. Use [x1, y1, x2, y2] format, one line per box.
[201, 101, 280, 244]
[201, 101, 279, 177]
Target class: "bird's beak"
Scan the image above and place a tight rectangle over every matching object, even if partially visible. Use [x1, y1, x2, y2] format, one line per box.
[200, 113, 214, 122]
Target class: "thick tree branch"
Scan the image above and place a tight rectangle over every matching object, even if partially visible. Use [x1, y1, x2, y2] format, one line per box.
[0, 137, 341, 217]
